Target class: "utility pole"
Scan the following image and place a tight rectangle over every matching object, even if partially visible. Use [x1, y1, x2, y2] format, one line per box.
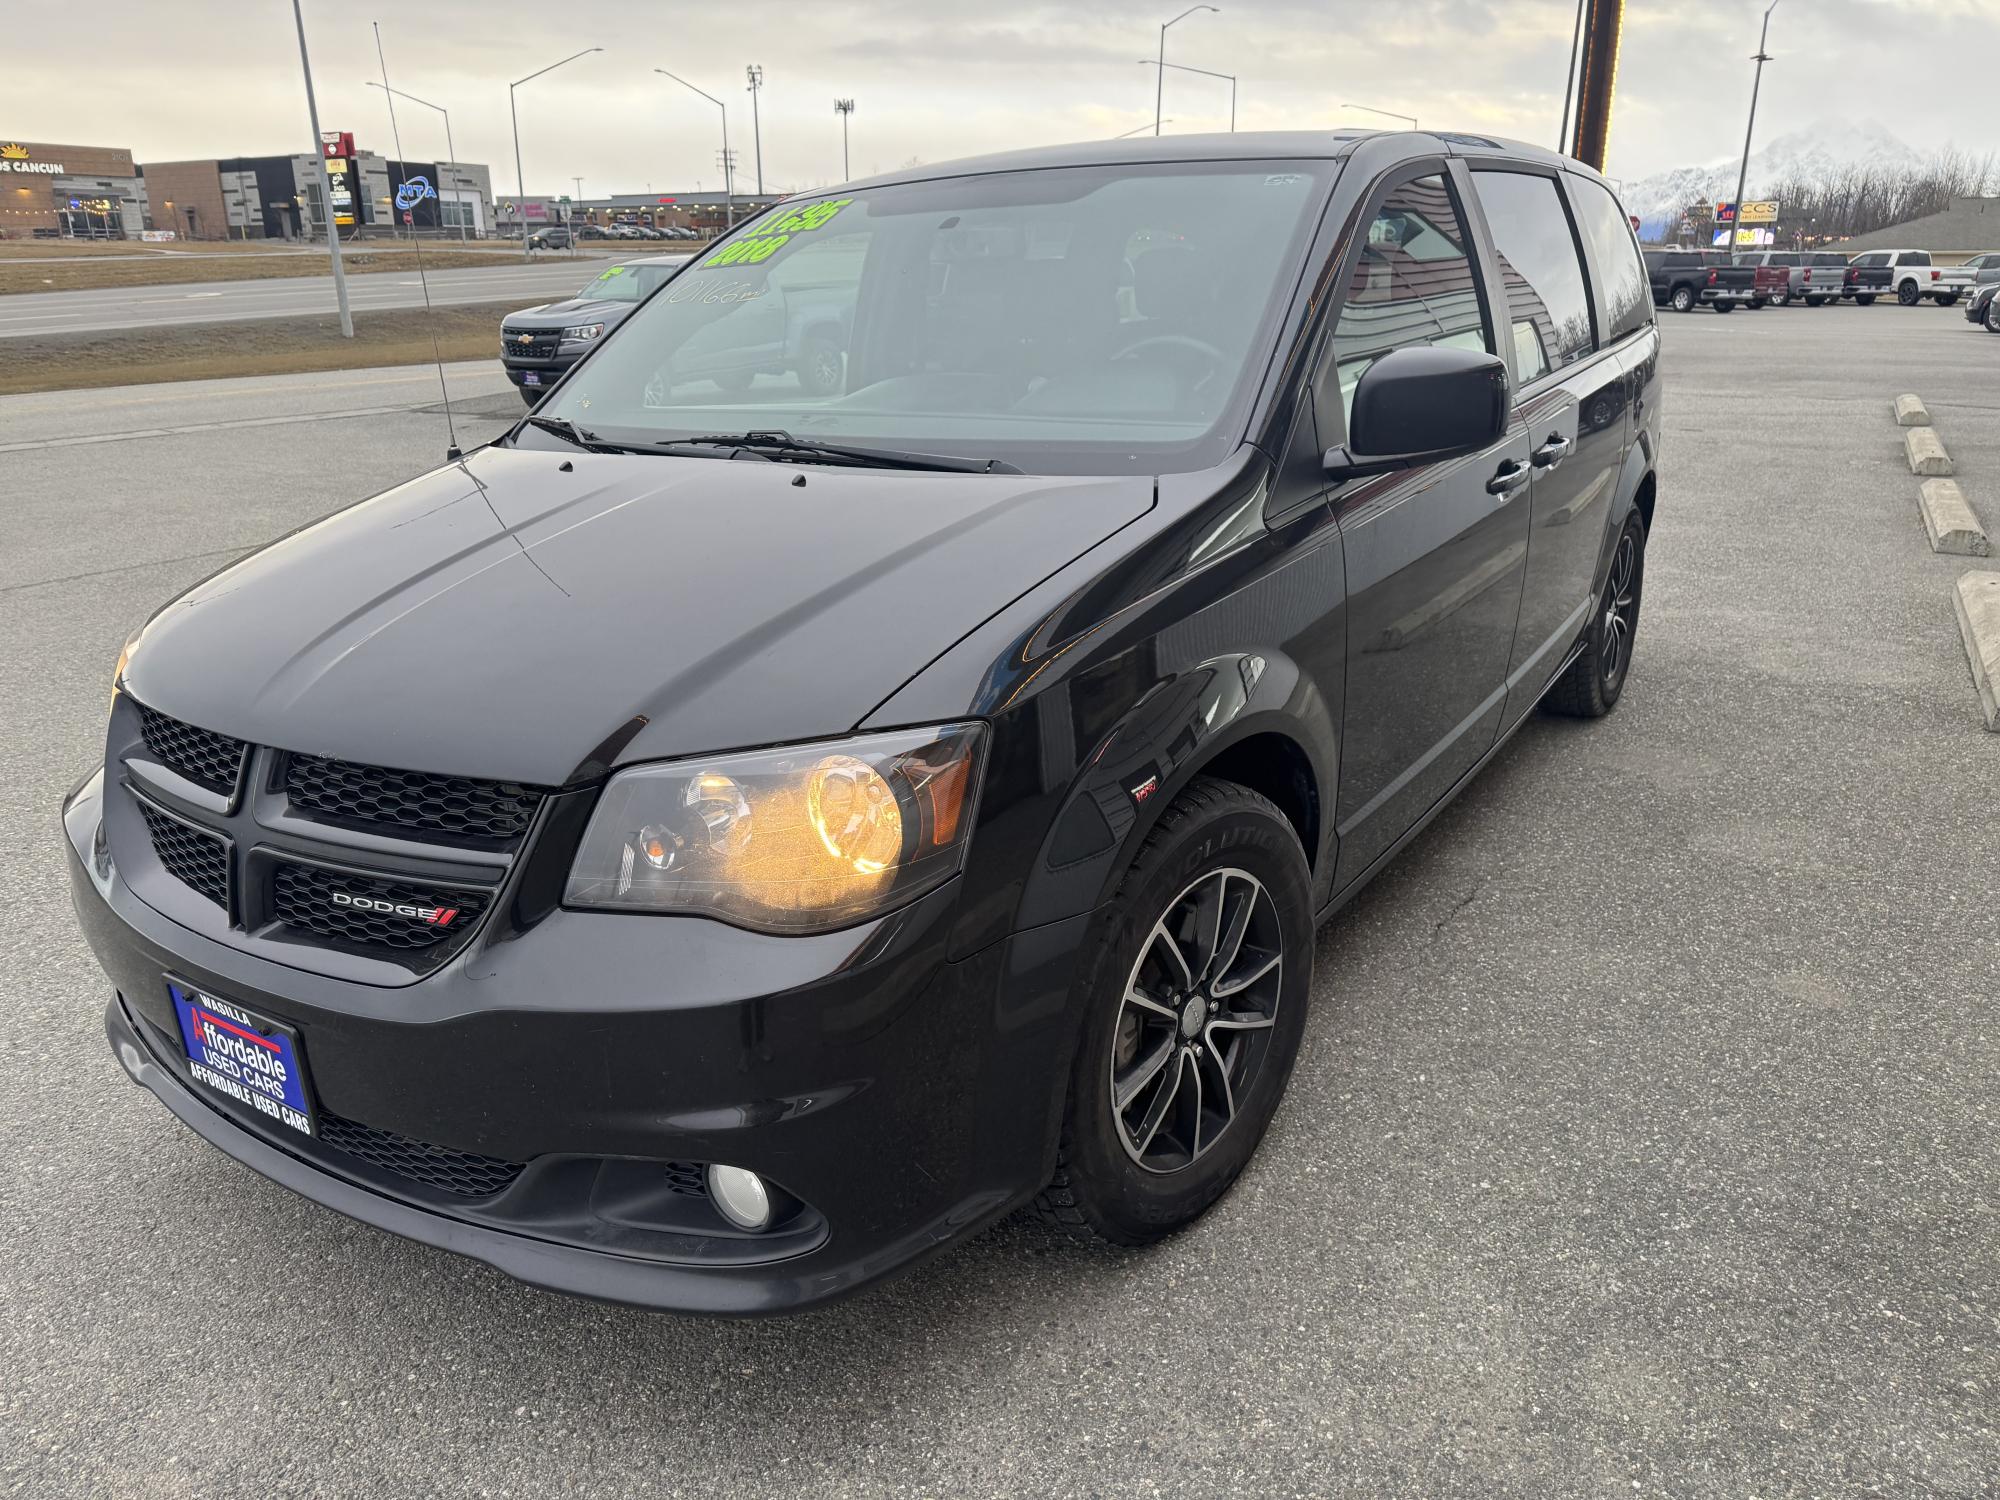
[1728, 0, 1782, 259]
[746, 64, 765, 195]
[1567, 0, 1624, 171]
[834, 98, 855, 181]
[291, 0, 352, 337]
[511, 47, 601, 261]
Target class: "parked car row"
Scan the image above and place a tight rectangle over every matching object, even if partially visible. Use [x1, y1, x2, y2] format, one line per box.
[1643, 247, 2000, 312]
[525, 223, 709, 250]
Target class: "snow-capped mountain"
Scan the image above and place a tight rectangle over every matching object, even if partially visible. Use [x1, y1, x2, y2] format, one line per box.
[1618, 119, 1926, 232]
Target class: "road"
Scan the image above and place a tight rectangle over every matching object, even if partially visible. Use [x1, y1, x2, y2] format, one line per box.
[0, 252, 670, 338]
[2, 307, 1997, 1497]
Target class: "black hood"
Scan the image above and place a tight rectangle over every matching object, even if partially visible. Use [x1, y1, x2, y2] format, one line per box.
[122, 448, 1152, 785]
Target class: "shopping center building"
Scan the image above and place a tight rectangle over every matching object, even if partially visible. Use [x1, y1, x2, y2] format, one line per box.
[0, 139, 148, 238]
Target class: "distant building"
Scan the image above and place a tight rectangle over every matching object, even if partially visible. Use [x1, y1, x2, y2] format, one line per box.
[0, 138, 146, 238]
[1832, 198, 2000, 261]
[144, 143, 495, 241]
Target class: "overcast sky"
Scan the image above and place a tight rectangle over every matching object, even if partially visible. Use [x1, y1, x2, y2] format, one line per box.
[13, 0, 1998, 195]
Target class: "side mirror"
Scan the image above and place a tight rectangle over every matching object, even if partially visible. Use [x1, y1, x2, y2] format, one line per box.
[1323, 344, 1511, 481]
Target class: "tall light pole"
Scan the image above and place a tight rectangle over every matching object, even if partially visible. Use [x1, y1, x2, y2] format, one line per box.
[1558, 0, 1587, 151]
[1344, 102, 1418, 129]
[658, 69, 734, 226]
[1728, 0, 1782, 259]
[290, 0, 351, 337]
[365, 81, 466, 244]
[1138, 59, 1236, 131]
[1155, 7, 1218, 136]
[834, 98, 855, 181]
[511, 46, 601, 261]
[746, 65, 765, 195]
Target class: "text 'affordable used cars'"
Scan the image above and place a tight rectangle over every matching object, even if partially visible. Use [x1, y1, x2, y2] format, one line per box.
[66, 129, 1661, 1315]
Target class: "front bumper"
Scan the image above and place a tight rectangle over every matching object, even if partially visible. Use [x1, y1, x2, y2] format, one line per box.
[65, 769, 1088, 1315]
[501, 353, 580, 392]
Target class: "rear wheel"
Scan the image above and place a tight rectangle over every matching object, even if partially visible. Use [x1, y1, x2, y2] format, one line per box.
[1031, 779, 1313, 1247]
[1805, 295, 1828, 307]
[1770, 290, 1791, 307]
[1670, 285, 1696, 313]
[1935, 293, 1959, 307]
[1898, 280, 1922, 306]
[1986, 297, 2000, 333]
[1545, 509, 1646, 719]
[1712, 300, 1735, 314]
[795, 333, 845, 397]
[1856, 294, 1876, 306]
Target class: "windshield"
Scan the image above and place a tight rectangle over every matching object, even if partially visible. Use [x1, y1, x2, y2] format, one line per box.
[536, 160, 1335, 474]
[576, 264, 676, 303]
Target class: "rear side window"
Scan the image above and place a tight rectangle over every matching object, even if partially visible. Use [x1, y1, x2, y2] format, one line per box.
[1904, 251, 1932, 266]
[1856, 252, 1888, 266]
[1769, 253, 1799, 267]
[1813, 253, 1849, 266]
[1325, 174, 1490, 427]
[1566, 175, 1649, 343]
[1469, 170, 1594, 384]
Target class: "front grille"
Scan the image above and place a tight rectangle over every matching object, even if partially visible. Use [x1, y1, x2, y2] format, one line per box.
[138, 801, 229, 908]
[137, 704, 245, 795]
[316, 1111, 526, 1198]
[270, 862, 489, 954]
[503, 333, 562, 361]
[284, 754, 543, 842]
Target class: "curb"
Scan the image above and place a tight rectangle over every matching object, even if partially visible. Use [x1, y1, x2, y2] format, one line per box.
[1894, 393, 1931, 427]
[1918, 479, 1992, 557]
[1905, 426, 1954, 477]
[1952, 572, 2000, 732]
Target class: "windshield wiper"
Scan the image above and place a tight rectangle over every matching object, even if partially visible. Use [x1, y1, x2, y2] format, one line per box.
[667, 430, 1023, 474]
[514, 414, 653, 456]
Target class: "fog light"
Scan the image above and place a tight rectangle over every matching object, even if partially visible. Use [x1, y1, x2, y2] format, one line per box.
[705, 1164, 773, 1232]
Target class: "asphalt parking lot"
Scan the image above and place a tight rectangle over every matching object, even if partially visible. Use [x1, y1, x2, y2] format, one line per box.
[3, 305, 1996, 1498]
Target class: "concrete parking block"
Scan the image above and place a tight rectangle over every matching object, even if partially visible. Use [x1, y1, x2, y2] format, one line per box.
[1918, 479, 1992, 556]
[1905, 425, 1954, 476]
[1952, 571, 2000, 731]
[1894, 393, 1932, 426]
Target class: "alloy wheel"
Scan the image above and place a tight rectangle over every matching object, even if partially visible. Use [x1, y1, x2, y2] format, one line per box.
[1601, 527, 1640, 690]
[1111, 868, 1284, 1173]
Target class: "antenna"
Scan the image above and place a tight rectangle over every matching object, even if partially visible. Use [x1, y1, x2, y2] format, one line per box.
[373, 20, 463, 462]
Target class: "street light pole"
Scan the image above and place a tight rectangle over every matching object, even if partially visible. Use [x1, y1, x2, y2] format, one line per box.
[290, 0, 351, 337]
[1138, 60, 1236, 131]
[834, 98, 854, 181]
[365, 82, 467, 243]
[658, 69, 734, 227]
[1154, 6, 1219, 136]
[1344, 102, 1418, 130]
[746, 65, 765, 195]
[1728, 0, 1781, 259]
[511, 46, 601, 261]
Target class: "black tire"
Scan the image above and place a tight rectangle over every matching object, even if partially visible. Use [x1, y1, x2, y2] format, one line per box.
[1545, 508, 1646, 719]
[1936, 294, 1959, 307]
[1856, 294, 1876, 306]
[1031, 778, 1313, 1247]
[1770, 291, 1790, 307]
[1986, 297, 2000, 333]
[794, 333, 845, 398]
[1670, 284, 1696, 313]
[1897, 280, 1921, 306]
[1805, 295, 1828, 307]
[1712, 300, 1735, 314]
[1748, 298, 1766, 310]
[518, 386, 541, 409]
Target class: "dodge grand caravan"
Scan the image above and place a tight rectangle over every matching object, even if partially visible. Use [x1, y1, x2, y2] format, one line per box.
[66, 130, 1661, 1315]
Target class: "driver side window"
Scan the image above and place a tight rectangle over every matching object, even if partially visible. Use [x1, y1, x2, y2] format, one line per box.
[1323, 174, 1490, 431]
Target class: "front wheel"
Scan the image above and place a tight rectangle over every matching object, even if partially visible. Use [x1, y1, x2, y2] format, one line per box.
[1855, 294, 1877, 306]
[517, 386, 541, 409]
[1545, 509, 1646, 719]
[1986, 297, 2000, 333]
[1032, 778, 1313, 1247]
[794, 333, 845, 397]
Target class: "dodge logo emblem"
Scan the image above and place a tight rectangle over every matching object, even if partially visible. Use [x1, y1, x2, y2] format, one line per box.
[331, 891, 460, 927]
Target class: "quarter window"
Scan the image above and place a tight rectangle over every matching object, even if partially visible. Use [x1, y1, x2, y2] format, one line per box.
[1470, 170, 1595, 384]
[1326, 174, 1489, 427]
[1565, 175, 1650, 343]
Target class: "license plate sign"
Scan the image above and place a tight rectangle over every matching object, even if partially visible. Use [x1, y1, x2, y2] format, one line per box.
[171, 983, 315, 1137]
[523, 371, 541, 386]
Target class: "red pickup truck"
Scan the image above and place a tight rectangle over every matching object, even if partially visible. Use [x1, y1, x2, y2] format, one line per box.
[1738, 258, 1793, 309]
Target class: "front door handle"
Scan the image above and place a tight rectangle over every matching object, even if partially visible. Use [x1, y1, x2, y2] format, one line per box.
[1486, 460, 1531, 497]
[1531, 433, 1571, 468]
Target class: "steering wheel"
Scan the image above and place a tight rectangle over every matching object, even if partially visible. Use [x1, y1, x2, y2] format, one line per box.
[1110, 333, 1228, 415]
[1112, 333, 1227, 371]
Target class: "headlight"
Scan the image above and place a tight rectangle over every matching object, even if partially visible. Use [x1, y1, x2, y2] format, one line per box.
[562, 323, 605, 341]
[565, 723, 984, 934]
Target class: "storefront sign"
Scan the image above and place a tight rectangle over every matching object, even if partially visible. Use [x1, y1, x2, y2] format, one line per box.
[1738, 200, 1779, 225]
[1, 144, 64, 175]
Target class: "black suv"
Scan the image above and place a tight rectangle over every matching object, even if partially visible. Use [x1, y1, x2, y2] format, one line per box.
[67, 131, 1661, 1315]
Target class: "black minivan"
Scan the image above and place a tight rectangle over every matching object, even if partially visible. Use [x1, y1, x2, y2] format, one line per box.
[67, 130, 1660, 1315]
